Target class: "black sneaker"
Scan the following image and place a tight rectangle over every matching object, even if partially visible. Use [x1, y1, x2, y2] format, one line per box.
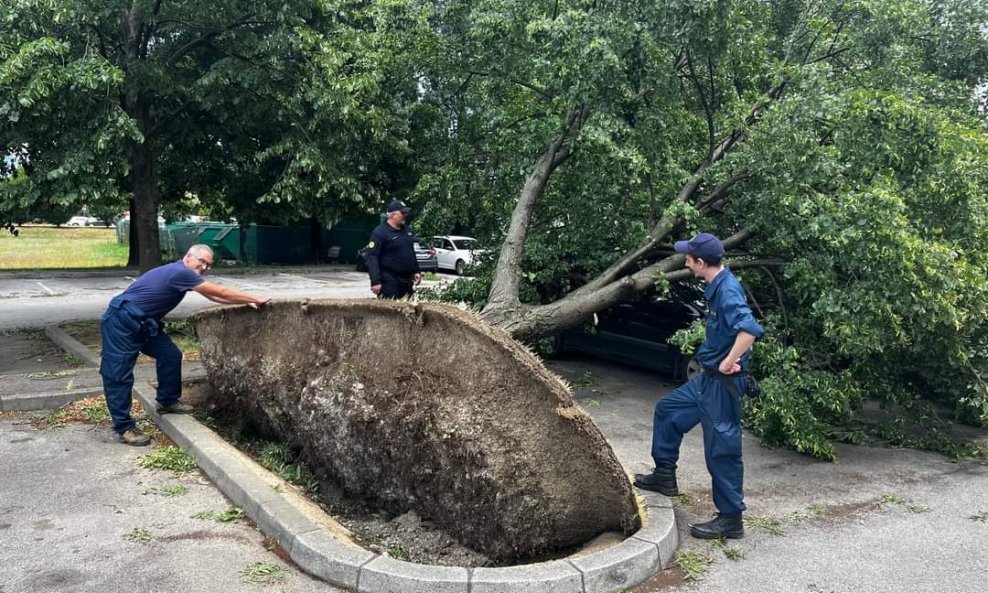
[118, 428, 151, 446]
[157, 401, 194, 414]
[690, 513, 744, 539]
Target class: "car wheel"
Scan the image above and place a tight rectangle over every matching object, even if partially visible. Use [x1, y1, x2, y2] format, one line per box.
[544, 334, 565, 357]
[454, 259, 465, 275]
[676, 356, 702, 382]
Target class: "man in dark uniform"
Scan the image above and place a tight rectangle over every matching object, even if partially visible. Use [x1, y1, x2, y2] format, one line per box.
[100, 244, 271, 446]
[365, 199, 421, 299]
[634, 232, 764, 539]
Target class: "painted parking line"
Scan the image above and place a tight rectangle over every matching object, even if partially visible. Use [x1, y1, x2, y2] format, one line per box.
[277, 272, 330, 284]
[35, 282, 58, 296]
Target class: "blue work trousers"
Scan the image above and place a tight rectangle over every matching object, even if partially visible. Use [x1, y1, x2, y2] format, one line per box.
[650, 372, 748, 515]
[99, 305, 182, 434]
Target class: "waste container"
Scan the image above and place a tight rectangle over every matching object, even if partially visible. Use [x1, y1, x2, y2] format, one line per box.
[244, 224, 311, 264]
[164, 222, 201, 257]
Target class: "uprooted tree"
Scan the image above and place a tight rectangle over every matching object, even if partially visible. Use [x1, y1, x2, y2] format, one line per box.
[415, 0, 988, 459]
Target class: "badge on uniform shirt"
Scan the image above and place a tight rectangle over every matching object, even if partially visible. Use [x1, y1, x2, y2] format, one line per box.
[368, 241, 375, 248]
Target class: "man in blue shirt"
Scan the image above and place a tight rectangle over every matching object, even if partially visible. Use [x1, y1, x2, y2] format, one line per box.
[634, 232, 764, 539]
[101, 244, 271, 446]
[366, 199, 421, 299]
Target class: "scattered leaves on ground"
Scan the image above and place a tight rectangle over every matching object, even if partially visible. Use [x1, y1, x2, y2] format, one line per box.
[744, 515, 785, 536]
[137, 446, 197, 474]
[143, 484, 188, 497]
[193, 506, 246, 523]
[675, 550, 711, 581]
[241, 562, 287, 584]
[123, 526, 152, 543]
[26, 370, 76, 379]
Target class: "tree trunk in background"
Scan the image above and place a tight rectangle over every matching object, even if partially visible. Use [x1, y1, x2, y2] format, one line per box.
[120, 8, 161, 272]
[309, 216, 323, 263]
[126, 196, 139, 267]
[131, 136, 162, 272]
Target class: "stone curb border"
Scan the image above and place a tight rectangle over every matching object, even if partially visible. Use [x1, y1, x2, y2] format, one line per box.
[0, 386, 104, 412]
[0, 325, 103, 412]
[39, 330, 681, 593]
[0, 325, 204, 412]
[45, 324, 102, 367]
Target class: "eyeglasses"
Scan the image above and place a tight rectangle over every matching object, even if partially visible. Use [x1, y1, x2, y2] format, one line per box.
[195, 256, 213, 270]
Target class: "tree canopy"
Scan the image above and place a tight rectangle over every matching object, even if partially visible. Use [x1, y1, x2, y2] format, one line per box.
[1, 0, 435, 266]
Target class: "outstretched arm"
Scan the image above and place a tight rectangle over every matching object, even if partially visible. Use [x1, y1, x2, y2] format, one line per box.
[194, 282, 271, 309]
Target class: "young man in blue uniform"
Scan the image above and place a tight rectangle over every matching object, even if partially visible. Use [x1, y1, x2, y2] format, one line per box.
[101, 244, 271, 445]
[634, 232, 764, 539]
[365, 199, 421, 299]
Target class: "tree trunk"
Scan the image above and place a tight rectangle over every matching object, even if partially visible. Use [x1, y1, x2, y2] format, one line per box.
[487, 261, 675, 343]
[483, 107, 587, 313]
[126, 196, 139, 267]
[131, 137, 162, 272]
[121, 6, 161, 272]
[488, 232, 753, 343]
[308, 216, 323, 262]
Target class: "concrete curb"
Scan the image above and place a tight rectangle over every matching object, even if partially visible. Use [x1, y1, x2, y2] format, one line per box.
[0, 386, 104, 412]
[45, 324, 101, 367]
[42, 330, 681, 592]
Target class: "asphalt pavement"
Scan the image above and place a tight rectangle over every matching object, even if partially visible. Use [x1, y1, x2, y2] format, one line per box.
[552, 357, 988, 593]
[1, 268, 987, 593]
[0, 266, 382, 329]
[0, 419, 339, 593]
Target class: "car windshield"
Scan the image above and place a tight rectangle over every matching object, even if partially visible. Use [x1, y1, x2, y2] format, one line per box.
[452, 239, 474, 250]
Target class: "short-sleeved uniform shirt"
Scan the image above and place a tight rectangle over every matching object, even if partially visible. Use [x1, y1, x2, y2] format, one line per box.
[117, 260, 204, 321]
[695, 268, 764, 371]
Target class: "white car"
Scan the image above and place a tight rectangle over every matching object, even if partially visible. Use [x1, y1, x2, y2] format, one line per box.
[429, 235, 486, 275]
[65, 216, 96, 226]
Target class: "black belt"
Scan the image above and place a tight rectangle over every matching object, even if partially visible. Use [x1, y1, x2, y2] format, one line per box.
[703, 367, 749, 400]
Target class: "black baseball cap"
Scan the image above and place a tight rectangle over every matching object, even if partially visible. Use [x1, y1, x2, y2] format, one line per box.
[387, 199, 412, 214]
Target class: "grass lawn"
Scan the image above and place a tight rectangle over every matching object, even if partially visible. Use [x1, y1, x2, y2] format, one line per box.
[0, 225, 128, 269]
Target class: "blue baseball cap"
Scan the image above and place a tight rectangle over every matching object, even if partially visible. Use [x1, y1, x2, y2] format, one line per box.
[674, 232, 724, 262]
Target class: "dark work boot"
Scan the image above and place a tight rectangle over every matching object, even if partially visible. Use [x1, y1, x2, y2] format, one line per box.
[690, 513, 744, 539]
[157, 401, 194, 414]
[633, 467, 679, 497]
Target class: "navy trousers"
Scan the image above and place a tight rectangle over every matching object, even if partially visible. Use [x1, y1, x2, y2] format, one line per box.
[379, 271, 414, 300]
[99, 305, 182, 434]
[650, 372, 748, 515]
